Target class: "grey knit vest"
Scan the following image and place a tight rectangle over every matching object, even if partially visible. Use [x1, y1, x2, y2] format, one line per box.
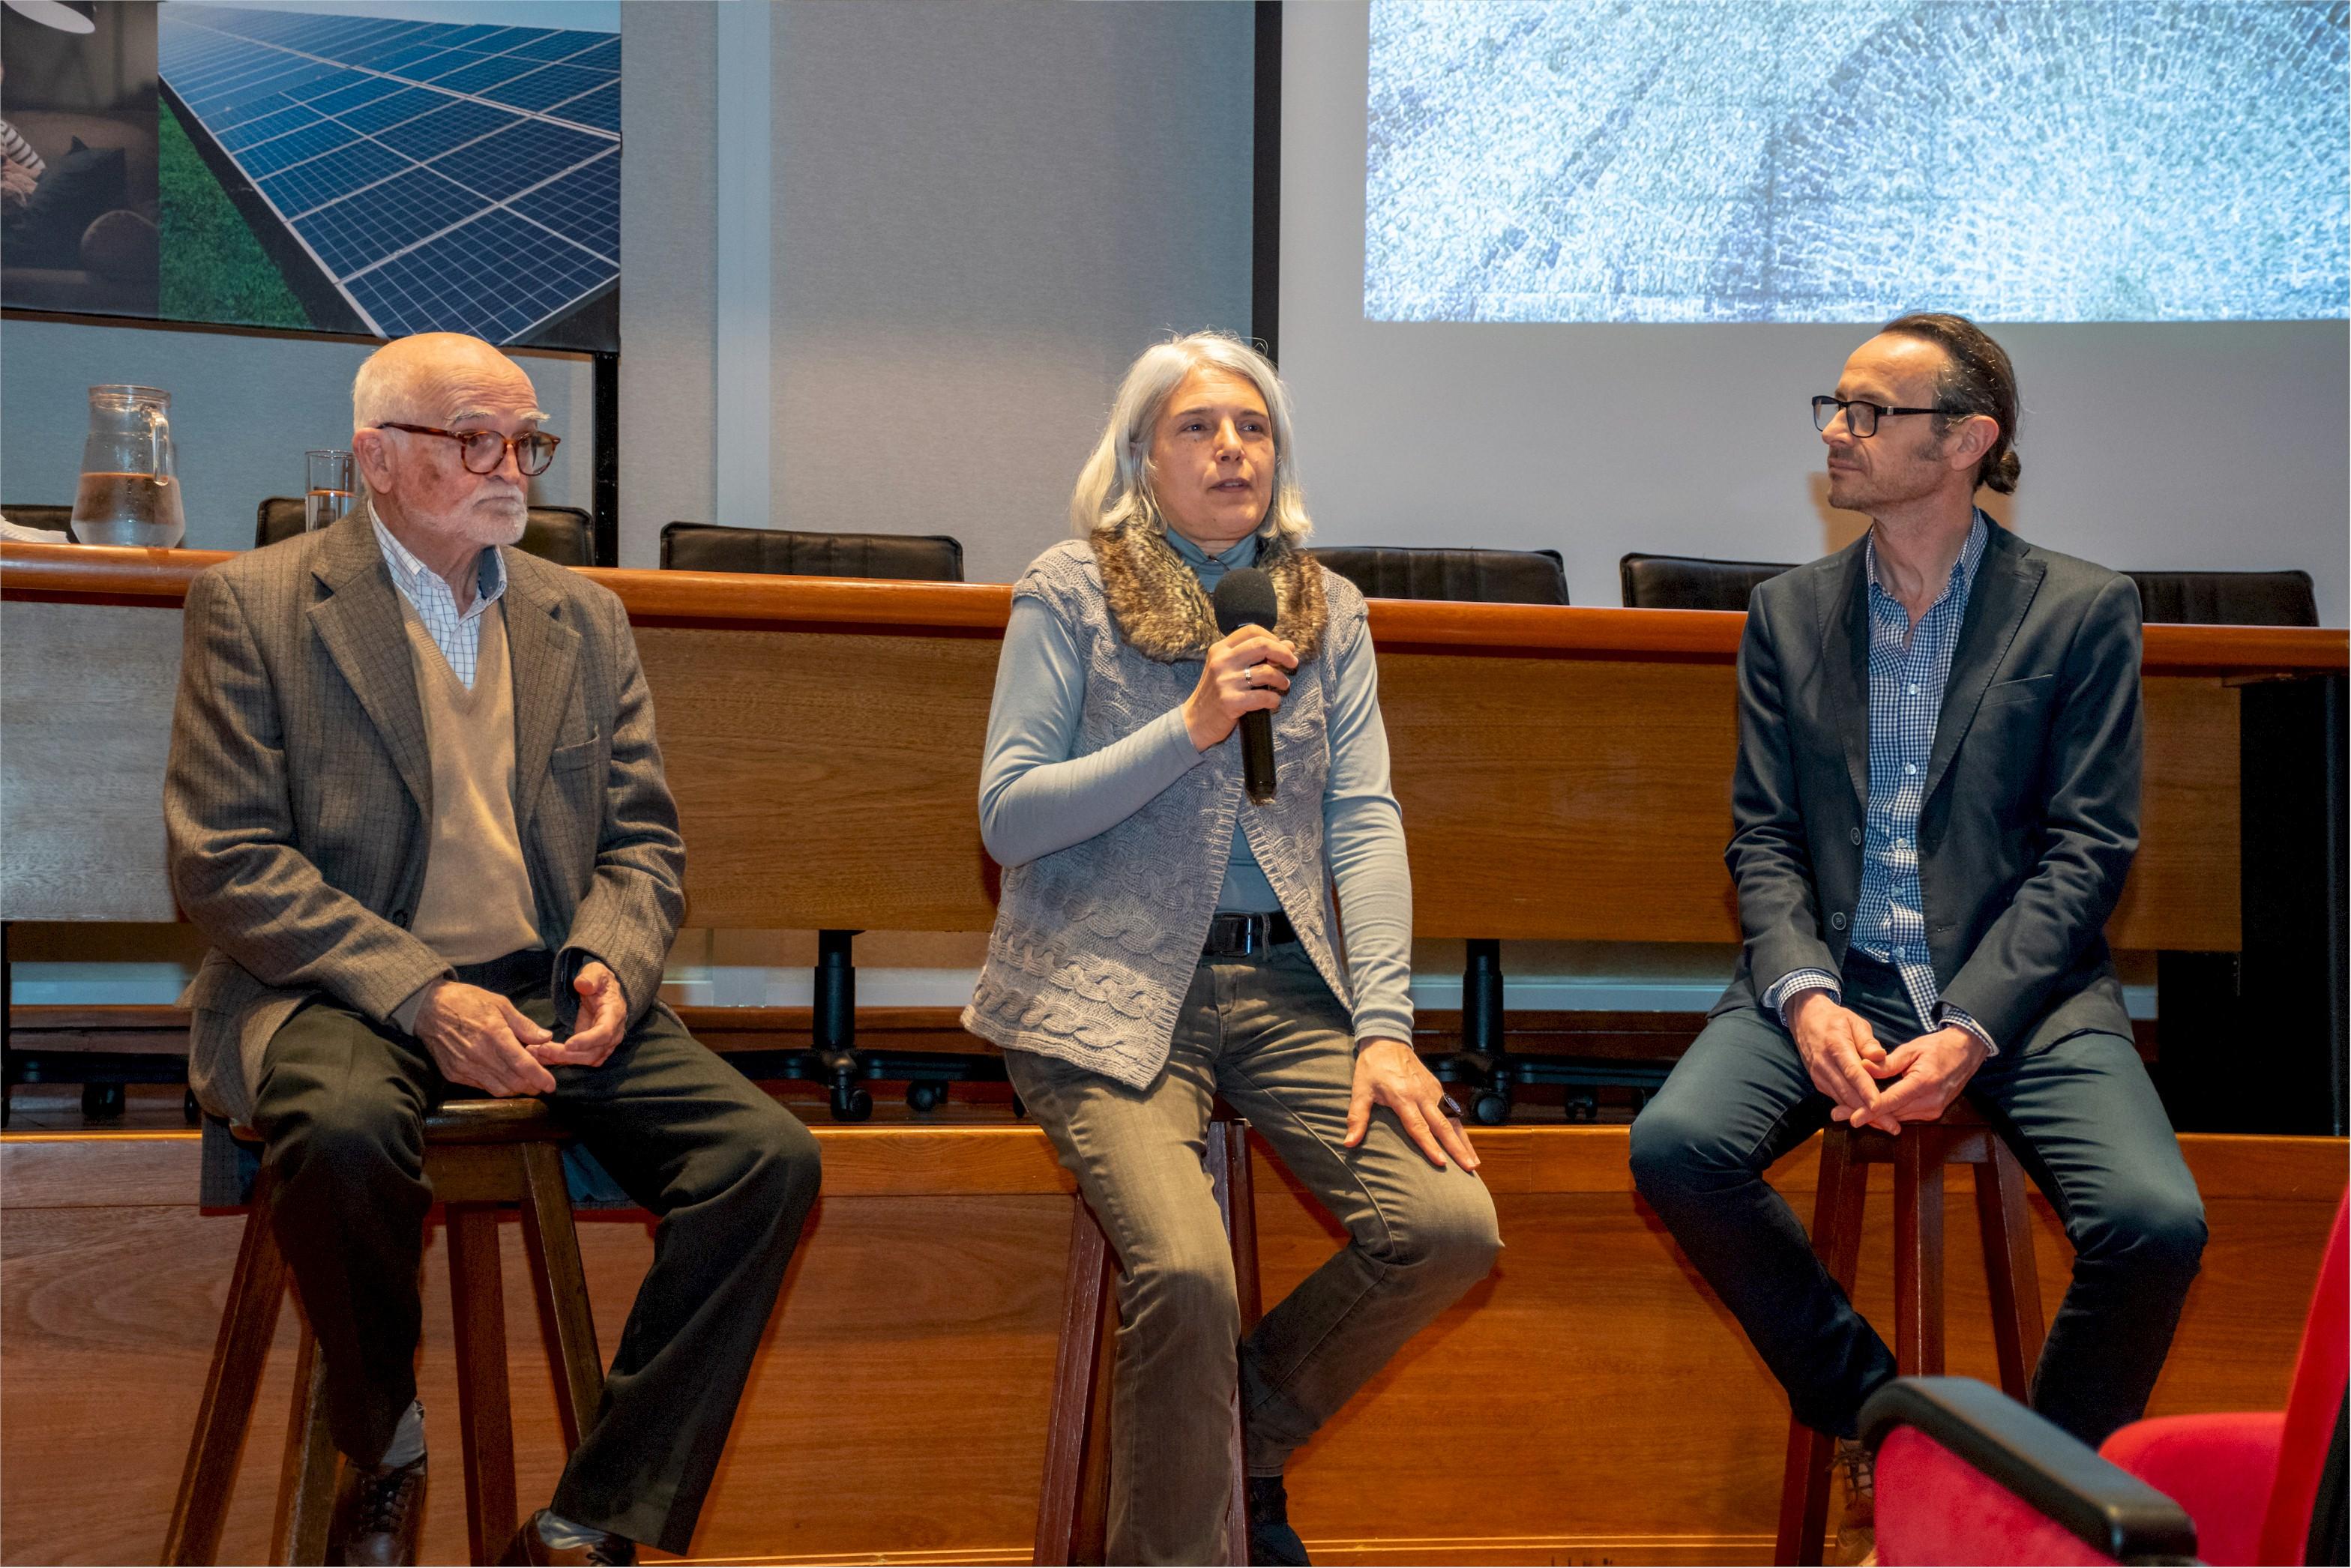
[963, 539, 1363, 1088]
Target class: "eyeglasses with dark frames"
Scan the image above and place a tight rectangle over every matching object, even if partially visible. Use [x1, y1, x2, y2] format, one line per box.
[379, 421, 561, 477]
[1811, 396, 1950, 438]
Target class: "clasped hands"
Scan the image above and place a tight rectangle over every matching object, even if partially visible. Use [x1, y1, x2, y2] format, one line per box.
[1786, 989, 1986, 1134]
[412, 961, 628, 1097]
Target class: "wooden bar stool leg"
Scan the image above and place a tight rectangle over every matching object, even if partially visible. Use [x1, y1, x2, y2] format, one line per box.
[164, 1197, 289, 1567]
[1208, 1120, 1253, 1568]
[447, 1204, 518, 1566]
[1975, 1138, 2047, 1402]
[1775, 1130, 1867, 1567]
[1892, 1136, 1947, 1375]
[1036, 1198, 1116, 1567]
[519, 1142, 604, 1451]
[271, 1325, 337, 1567]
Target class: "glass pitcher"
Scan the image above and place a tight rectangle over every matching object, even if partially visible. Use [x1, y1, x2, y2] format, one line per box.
[70, 385, 187, 548]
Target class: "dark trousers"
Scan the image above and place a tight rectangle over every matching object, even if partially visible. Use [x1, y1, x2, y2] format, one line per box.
[1629, 956, 2206, 1447]
[247, 953, 822, 1555]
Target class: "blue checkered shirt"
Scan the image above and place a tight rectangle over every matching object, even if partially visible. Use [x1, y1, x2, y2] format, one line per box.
[372, 512, 508, 690]
[1765, 512, 1999, 1055]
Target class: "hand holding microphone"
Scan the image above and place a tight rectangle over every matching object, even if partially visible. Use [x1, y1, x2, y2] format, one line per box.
[1184, 567, 1289, 802]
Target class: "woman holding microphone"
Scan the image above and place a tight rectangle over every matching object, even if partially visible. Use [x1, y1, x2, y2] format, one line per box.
[966, 332, 1499, 1565]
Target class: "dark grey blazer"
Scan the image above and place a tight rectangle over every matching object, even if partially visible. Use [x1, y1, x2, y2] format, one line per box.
[164, 506, 687, 1125]
[1715, 520, 2143, 1051]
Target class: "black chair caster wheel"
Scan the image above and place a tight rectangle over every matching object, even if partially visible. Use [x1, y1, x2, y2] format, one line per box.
[1472, 1091, 1511, 1126]
[830, 1081, 873, 1121]
[82, 1082, 126, 1121]
[906, 1082, 947, 1112]
[1010, 1093, 1027, 1120]
[184, 1088, 202, 1126]
[1565, 1095, 1599, 1124]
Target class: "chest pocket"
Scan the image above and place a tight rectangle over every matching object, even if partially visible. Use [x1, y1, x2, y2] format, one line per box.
[550, 732, 600, 771]
[1979, 672, 2056, 709]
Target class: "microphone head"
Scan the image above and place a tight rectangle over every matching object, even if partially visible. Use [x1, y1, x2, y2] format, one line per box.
[1213, 566, 1279, 636]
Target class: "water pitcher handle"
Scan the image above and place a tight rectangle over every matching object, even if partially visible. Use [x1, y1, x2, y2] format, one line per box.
[146, 408, 176, 483]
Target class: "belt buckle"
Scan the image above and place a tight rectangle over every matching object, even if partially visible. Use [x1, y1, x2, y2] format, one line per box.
[1208, 914, 1262, 957]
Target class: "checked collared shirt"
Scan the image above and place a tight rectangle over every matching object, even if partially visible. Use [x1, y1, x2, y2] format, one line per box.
[372, 510, 508, 690]
[1765, 511, 1999, 1054]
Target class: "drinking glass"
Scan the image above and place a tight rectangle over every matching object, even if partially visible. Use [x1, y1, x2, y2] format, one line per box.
[306, 450, 355, 532]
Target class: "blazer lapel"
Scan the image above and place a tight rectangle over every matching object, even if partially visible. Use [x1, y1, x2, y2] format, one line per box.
[501, 558, 582, 836]
[1813, 537, 1872, 809]
[308, 512, 433, 816]
[1923, 526, 2045, 803]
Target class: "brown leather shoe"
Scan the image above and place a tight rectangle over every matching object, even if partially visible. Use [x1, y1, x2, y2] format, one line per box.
[1832, 1436, 1876, 1566]
[501, 1509, 637, 1566]
[326, 1454, 426, 1567]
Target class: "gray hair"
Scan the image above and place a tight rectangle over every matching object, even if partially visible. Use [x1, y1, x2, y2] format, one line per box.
[1069, 331, 1313, 545]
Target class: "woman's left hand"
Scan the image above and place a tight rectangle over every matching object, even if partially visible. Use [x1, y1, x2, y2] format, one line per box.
[1345, 1039, 1480, 1171]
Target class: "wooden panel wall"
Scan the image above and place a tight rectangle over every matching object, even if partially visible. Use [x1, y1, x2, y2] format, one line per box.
[3, 1127, 2337, 1566]
[0, 585, 2252, 950]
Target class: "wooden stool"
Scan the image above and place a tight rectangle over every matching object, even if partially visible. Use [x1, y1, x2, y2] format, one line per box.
[1035, 1112, 1261, 1567]
[1774, 1100, 2048, 1565]
[163, 1100, 606, 1567]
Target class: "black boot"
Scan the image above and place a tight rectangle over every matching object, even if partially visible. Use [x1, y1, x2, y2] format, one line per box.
[1246, 1474, 1310, 1567]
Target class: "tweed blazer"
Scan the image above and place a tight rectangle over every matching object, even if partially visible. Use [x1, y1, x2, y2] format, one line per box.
[164, 507, 686, 1124]
[1716, 520, 2143, 1052]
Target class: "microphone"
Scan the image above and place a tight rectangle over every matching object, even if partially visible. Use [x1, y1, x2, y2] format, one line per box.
[1212, 567, 1279, 805]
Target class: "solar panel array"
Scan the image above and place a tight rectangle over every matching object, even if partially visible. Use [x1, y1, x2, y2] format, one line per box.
[160, 5, 619, 345]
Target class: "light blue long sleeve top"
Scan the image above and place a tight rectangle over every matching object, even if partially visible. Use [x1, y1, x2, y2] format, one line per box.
[978, 530, 1415, 1045]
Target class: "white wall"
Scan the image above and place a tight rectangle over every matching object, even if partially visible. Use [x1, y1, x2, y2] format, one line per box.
[765, 0, 1256, 585]
[615, 0, 717, 566]
[612, 1, 1258, 580]
[0, 319, 594, 550]
[1279, 2, 2351, 624]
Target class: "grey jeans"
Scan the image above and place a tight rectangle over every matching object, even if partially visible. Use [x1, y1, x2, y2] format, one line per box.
[1005, 944, 1502, 1565]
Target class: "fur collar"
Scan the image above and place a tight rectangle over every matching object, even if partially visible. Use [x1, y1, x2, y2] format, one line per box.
[1090, 519, 1328, 663]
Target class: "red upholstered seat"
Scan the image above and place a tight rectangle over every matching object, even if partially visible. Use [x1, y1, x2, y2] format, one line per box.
[1864, 1188, 2349, 1567]
[2098, 1413, 2285, 1567]
[1876, 1428, 2121, 1567]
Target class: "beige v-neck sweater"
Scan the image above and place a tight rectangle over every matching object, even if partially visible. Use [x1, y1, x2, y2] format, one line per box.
[397, 596, 541, 968]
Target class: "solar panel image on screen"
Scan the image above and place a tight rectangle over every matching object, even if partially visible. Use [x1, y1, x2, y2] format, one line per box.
[160, 4, 619, 344]
[1364, 0, 2349, 324]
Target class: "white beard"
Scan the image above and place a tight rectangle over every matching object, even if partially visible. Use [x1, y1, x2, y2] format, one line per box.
[454, 493, 529, 547]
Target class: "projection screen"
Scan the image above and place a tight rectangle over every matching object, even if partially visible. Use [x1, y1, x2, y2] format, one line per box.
[1279, 1, 2350, 621]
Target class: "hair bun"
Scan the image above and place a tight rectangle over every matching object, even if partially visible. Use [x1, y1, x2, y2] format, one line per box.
[1985, 447, 2022, 495]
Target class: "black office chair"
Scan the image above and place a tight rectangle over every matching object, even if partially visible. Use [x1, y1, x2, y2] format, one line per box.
[256, 498, 597, 566]
[1, 503, 73, 535]
[2122, 567, 2336, 1136]
[1619, 552, 1795, 610]
[1311, 544, 1568, 606]
[660, 521, 965, 582]
[2125, 569, 2318, 628]
[659, 519, 976, 1121]
[1300, 545, 1609, 1124]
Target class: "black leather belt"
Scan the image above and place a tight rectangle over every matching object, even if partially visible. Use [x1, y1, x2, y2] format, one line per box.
[1202, 912, 1297, 957]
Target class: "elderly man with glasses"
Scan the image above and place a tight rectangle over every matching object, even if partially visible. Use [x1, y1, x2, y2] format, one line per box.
[1627, 313, 2206, 1564]
[166, 332, 821, 1567]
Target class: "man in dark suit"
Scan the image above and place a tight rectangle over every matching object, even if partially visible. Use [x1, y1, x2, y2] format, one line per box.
[166, 333, 821, 1567]
[1629, 313, 2205, 1560]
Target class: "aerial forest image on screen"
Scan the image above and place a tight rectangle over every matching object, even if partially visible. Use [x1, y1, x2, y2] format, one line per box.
[157, 2, 618, 348]
[1364, 0, 2350, 325]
